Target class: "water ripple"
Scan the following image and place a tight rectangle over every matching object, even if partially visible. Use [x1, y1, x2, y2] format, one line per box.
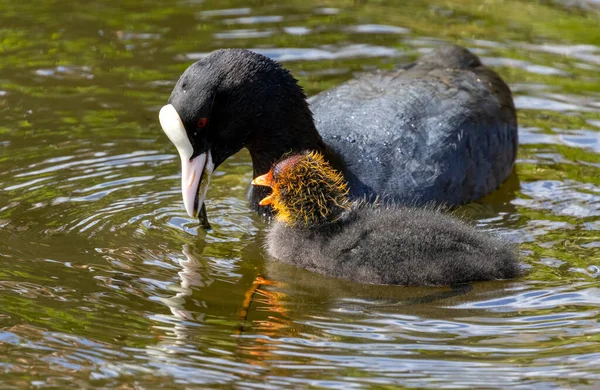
[1, 1, 600, 388]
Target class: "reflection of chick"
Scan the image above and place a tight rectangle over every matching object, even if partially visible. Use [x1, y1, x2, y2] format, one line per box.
[253, 151, 521, 286]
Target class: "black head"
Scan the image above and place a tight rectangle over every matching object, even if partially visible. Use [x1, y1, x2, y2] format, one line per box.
[168, 49, 317, 169]
[159, 49, 325, 218]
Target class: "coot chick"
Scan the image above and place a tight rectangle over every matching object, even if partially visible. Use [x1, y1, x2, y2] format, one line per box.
[159, 44, 517, 219]
[252, 151, 521, 286]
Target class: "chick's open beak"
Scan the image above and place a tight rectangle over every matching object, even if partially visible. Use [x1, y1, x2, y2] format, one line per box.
[251, 171, 274, 206]
[251, 172, 273, 187]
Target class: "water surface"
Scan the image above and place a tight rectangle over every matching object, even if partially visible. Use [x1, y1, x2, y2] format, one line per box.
[1, 0, 599, 388]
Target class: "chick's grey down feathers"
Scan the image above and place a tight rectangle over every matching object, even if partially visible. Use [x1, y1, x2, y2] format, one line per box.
[266, 203, 520, 286]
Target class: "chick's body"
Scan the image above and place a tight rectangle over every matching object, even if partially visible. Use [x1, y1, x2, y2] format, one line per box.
[267, 203, 519, 286]
[254, 152, 521, 286]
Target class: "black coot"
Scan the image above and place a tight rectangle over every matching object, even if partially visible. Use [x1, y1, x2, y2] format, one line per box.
[158, 44, 517, 219]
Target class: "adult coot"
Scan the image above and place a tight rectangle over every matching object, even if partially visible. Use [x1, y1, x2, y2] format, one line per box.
[158, 44, 517, 219]
[252, 151, 520, 286]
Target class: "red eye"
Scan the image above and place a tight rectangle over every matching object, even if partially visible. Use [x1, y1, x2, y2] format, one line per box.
[197, 118, 208, 128]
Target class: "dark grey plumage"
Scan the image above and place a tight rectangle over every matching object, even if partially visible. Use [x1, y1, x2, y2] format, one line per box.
[311, 45, 517, 205]
[265, 203, 521, 286]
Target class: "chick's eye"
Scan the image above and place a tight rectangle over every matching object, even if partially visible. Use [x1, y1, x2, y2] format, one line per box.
[197, 118, 208, 128]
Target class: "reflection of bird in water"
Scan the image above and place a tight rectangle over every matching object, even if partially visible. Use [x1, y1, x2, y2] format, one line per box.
[177, 245, 292, 365]
[161, 244, 215, 323]
[140, 245, 214, 378]
[157, 243, 288, 339]
[237, 276, 283, 335]
[149, 242, 521, 373]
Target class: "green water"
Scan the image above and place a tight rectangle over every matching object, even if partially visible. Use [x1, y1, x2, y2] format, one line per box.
[1, 0, 599, 388]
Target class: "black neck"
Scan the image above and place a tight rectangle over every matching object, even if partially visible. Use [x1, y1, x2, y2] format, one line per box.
[247, 121, 346, 174]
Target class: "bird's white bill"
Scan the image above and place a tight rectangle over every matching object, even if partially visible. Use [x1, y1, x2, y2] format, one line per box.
[181, 152, 213, 218]
[159, 104, 214, 218]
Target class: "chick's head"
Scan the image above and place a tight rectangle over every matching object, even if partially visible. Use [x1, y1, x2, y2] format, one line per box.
[252, 151, 350, 227]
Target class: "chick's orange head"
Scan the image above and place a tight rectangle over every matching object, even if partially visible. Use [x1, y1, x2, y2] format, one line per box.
[252, 151, 349, 227]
